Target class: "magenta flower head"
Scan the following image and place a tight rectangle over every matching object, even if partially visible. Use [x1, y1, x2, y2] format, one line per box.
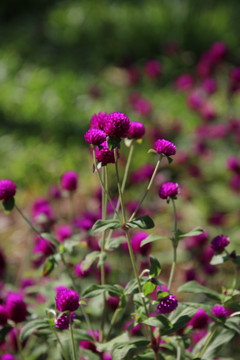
[104, 112, 130, 138]
[5, 293, 27, 323]
[134, 98, 152, 116]
[0, 354, 17, 360]
[188, 309, 211, 329]
[0, 179, 17, 201]
[84, 128, 106, 146]
[95, 141, 119, 165]
[212, 305, 228, 319]
[56, 225, 73, 243]
[227, 155, 240, 173]
[145, 59, 162, 78]
[154, 139, 176, 157]
[175, 73, 193, 92]
[79, 330, 99, 353]
[55, 288, 79, 312]
[90, 111, 108, 130]
[157, 294, 178, 314]
[201, 77, 217, 94]
[158, 182, 179, 200]
[127, 121, 146, 139]
[211, 234, 229, 253]
[55, 312, 75, 330]
[0, 305, 8, 326]
[74, 262, 91, 278]
[123, 231, 151, 256]
[61, 171, 78, 192]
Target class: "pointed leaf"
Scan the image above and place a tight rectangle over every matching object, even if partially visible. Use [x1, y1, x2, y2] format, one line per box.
[42, 256, 57, 276]
[147, 148, 157, 154]
[140, 234, 170, 247]
[149, 256, 161, 277]
[106, 236, 125, 250]
[143, 280, 156, 296]
[126, 215, 154, 230]
[178, 281, 221, 301]
[20, 319, 49, 341]
[81, 251, 100, 271]
[41, 233, 59, 248]
[210, 254, 229, 265]
[92, 219, 122, 234]
[3, 197, 15, 213]
[177, 226, 204, 239]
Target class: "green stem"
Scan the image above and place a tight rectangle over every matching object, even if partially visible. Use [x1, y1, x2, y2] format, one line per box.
[168, 199, 178, 291]
[197, 324, 218, 358]
[68, 313, 77, 360]
[16, 324, 24, 360]
[129, 157, 162, 222]
[92, 147, 121, 221]
[48, 315, 69, 360]
[176, 339, 181, 360]
[114, 148, 126, 223]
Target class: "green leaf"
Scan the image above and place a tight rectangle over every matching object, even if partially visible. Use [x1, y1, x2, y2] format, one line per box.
[82, 284, 122, 298]
[126, 215, 154, 230]
[41, 233, 59, 248]
[106, 236, 125, 251]
[107, 136, 121, 151]
[143, 315, 172, 329]
[231, 254, 240, 265]
[81, 251, 100, 271]
[42, 256, 57, 276]
[161, 314, 192, 335]
[140, 234, 170, 247]
[73, 328, 95, 341]
[92, 219, 122, 234]
[178, 281, 221, 301]
[210, 254, 229, 265]
[147, 148, 157, 154]
[149, 256, 161, 277]
[143, 280, 156, 296]
[176, 226, 204, 239]
[0, 325, 13, 342]
[96, 333, 129, 352]
[97, 251, 107, 267]
[164, 155, 173, 164]
[3, 197, 15, 213]
[20, 319, 50, 341]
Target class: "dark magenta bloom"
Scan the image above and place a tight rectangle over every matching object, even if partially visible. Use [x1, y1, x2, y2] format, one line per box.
[0, 179, 17, 201]
[55, 288, 79, 312]
[74, 262, 91, 278]
[145, 59, 162, 78]
[95, 141, 119, 165]
[0, 354, 17, 360]
[56, 225, 73, 242]
[201, 77, 217, 94]
[0, 305, 8, 326]
[130, 163, 155, 184]
[123, 231, 151, 256]
[5, 293, 27, 323]
[61, 171, 78, 192]
[187, 90, 204, 110]
[55, 312, 75, 330]
[157, 294, 178, 314]
[188, 309, 211, 329]
[175, 73, 193, 91]
[79, 330, 99, 353]
[229, 174, 240, 193]
[212, 305, 227, 318]
[104, 112, 130, 138]
[158, 182, 179, 200]
[33, 236, 55, 257]
[199, 102, 216, 121]
[211, 234, 230, 253]
[133, 98, 152, 116]
[90, 112, 108, 130]
[84, 129, 106, 146]
[127, 121, 146, 139]
[227, 156, 240, 173]
[154, 139, 176, 157]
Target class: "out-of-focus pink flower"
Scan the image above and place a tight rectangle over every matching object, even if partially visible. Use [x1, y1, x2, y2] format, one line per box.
[175, 73, 194, 91]
[145, 59, 162, 78]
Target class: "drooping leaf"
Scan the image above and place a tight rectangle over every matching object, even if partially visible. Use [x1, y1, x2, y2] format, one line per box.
[41, 233, 59, 248]
[126, 215, 154, 230]
[143, 315, 172, 329]
[176, 226, 204, 239]
[91, 219, 122, 234]
[140, 234, 170, 247]
[82, 284, 122, 298]
[147, 148, 157, 154]
[210, 254, 229, 265]
[20, 319, 50, 341]
[149, 256, 161, 277]
[81, 251, 100, 271]
[178, 281, 221, 301]
[143, 280, 156, 296]
[42, 256, 57, 276]
[3, 197, 15, 213]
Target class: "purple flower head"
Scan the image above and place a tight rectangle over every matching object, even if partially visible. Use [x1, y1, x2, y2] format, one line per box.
[212, 305, 228, 319]
[32, 203, 55, 228]
[209, 41, 227, 64]
[130, 163, 155, 184]
[0, 354, 17, 360]
[56, 225, 73, 243]
[48, 184, 61, 199]
[0, 179, 17, 201]
[61, 171, 78, 192]
[227, 156, 240, 173]
[79, 330, 99, 352]
[154, 139, 176, 157]
[84, 128, 106, 146]
[199, 102, 216, 121]
[20, 278, 35, 290]
[124, 319, 142, 336]
[74, 262, 91, 278]
[145, 59, 162, 78]
[158, 182, 179, 200]
[201, 77, 217, 94]
[104, 112, 130, 138]
[90, 112, 108, 130]
[0, 305, 8, 326]
[73, 211, 100, 231]
[191, 329, 207, 345]
[33, 236, 55, 257]
[134, 98, 152, 116]
[187, 90, 204, 110]
[126, 66, 140, 85]
[103, 353, 112, 360]
[95, 141, 119, 165]
[55, 312, 75, 330]
[55, 288, 79, 312]
[229, 174, 240, 193]
[188, 309, 211, 329]
[211, 234, 230, 253]
[123, 231, 151, 256]
[128, 121, 146, 139]
[157, 294, 178, 314]
[175, 73, 194, 91]
[106, 296, 120, 311]
[5, 293, 27, 323]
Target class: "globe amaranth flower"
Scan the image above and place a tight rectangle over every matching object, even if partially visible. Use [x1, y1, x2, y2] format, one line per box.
[104, 112, 130, 138]
[56, 224, 73, 243]
[61, 171, 78, 192]
[154, 139, 176, 157]
[122, 231, 151, 256]
[127, 121, 146, 139]
[188, 309, 211, 329]
[95, 141, 119, 166]
[90, 111, 108, 130]
[84, 128, 106, 146]
[5, 293, 27, 323]
[157, 294, 178, 314]
[0, 305, 8, 326]
[145, 59, 162, 78]
[158, 182, 179, 200]
[212, 305, 228, 319]
[74, 262, 91, 278]
[211, 234, 230, 253]
[55, 312, 75, 330]
[0, 354, 18, 360]
[79, 330, 99, 353]
[55, 288, 79, 312]
[0, 179, 17, 201]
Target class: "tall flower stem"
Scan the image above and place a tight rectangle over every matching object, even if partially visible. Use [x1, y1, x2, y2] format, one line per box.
[68, 313, 77, 360]
[48, 312, 69, 360]
[197, 324, 218, 358]
[16, 324, 24, 360]
[114, 148, 126, 223]
[92, 147, 121, 221]
[168, 199, 178, 291]
[129, 156, 162, 222]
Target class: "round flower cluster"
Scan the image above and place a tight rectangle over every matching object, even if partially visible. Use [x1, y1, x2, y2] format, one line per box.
[79, 330, 100, 353]
[211, 234, 230, 253]
[158, 182, 179, 200]
[0, 354, 17, 360]
[61, 171, 78, 192]
[0, 179, 17, 201]
[212, 305, 227, 318]
[154, 139, 176, 157]
[127, 121, 146, 139]
[55, 312, 75, 330]
[55, 288, 79, 312]
[104, 112, 130, 138]
[188, 309, 211, 329]
[157, 294, 178, 314]
[90, 111, 108, 130]
[5, 293, 27, 323]
[84, 128, 106, 146]
[95, 141, 119, 166]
